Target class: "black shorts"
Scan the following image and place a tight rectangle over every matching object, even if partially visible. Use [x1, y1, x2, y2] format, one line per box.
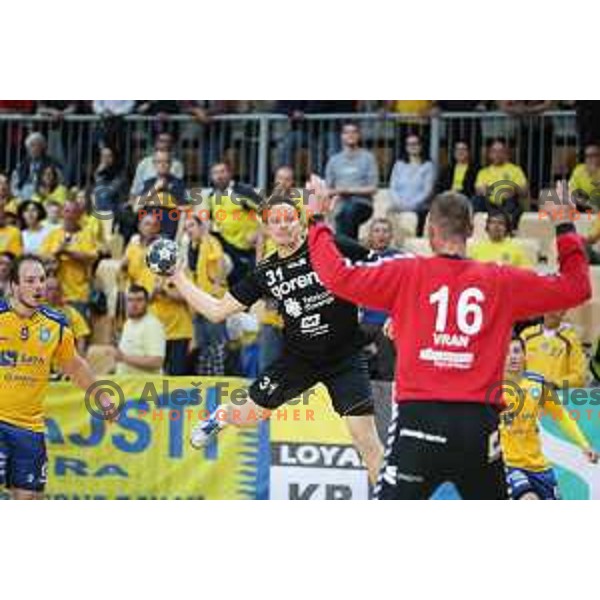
[374, 401, 508, 500]
[249, 351, 373, 417]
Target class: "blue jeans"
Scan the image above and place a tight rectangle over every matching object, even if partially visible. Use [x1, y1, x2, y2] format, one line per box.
[334, 196, 373, 240]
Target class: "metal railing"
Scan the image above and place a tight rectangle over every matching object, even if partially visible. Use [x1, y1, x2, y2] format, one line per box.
[0, 110, 579, 197]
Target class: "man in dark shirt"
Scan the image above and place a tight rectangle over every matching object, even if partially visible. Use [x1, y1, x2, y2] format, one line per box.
[170, 191, 383, 484]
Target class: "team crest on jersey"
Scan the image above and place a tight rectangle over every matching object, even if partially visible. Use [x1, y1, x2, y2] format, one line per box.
[20, 326, 29, 341]
[39, 326, 51, 343]
[284, 298, 303, 318]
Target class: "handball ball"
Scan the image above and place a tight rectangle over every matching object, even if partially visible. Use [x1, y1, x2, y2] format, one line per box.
[146, 238, 178, 275]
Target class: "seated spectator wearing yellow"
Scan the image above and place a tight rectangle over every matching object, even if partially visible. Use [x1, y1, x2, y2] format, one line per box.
[475, 139, 528, 228]
[39, 199, 97, 322]
[185, 215, 228, 375]
[31, 165, 68, 207]
[208, 162, 262, 286]
[0, 173, 19, 217]
[0, 251, 14, 300]
[435, 141, 478, 198]
[469, 210, 532, 268]
[122, 214, 192, 376]
[112, 285, 166, 376]
[43, 200, 63, 232]
[139, 149, 189, 241]
[569, 144, 600, 210]
[0, 198, 23, 256]
[520, 310, 587, 389]
[591, 337, 600, 383]
[44, 276, 90, 355]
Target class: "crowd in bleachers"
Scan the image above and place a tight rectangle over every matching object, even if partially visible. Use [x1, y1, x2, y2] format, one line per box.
[1, 100, 600, 384]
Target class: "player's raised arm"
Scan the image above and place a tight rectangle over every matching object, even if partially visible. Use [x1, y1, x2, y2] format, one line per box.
[504, 181, 592, 321]
[306, 176, 415, 311]
[169, 267, 246, 323]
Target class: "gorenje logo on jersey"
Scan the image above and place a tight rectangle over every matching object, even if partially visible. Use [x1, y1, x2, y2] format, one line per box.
[267, 268, 322, 300]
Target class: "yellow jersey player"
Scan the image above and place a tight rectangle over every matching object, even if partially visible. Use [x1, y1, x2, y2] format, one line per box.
[500, 337, 598, 500]
[0, 254, 117, 499]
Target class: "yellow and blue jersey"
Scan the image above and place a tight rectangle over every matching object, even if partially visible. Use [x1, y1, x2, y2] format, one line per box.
[0, 299, 76, 433]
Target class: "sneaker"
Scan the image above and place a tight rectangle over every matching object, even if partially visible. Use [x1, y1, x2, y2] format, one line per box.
[190, 417, 222, 449]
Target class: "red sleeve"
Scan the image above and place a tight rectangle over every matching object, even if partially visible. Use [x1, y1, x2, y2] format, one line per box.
[504, 229, 592, 321]
[308, 221, 417, 311]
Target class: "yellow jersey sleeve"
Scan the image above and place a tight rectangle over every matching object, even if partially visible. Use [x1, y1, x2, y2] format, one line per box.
[53, 325, 77, 368]
[0, 226, 23, 256]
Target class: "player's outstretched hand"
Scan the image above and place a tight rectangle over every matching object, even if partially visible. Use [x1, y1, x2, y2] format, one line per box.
[305, 174, 336, 218]
[166, 256, 186, 284]
[383, 318, 394, 341]
[583, 448, 599, 464]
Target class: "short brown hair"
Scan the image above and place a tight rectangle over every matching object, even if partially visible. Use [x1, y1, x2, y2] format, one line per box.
[428, 192, 473, 240]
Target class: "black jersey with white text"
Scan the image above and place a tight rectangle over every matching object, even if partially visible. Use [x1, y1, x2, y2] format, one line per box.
[230, 237, 371, 364]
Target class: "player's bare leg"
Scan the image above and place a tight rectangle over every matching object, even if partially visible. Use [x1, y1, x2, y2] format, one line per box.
[10, 488, 43, 500]
[344, 414, 384, 485]
[190, 395, 269, 448]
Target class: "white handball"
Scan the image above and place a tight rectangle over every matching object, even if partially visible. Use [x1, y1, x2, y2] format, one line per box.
[146, 238, 178, 275]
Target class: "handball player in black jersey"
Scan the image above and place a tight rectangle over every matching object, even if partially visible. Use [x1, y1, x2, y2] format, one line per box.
[169, 192, 383, 483]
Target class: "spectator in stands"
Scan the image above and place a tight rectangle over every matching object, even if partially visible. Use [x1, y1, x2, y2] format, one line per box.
[585, 214, 600, 265]
[474, 138, 528, 228]
[276, 101, 356, 175]
[139, 149, 188, 240]
[325, 122, 378, 239]
[591, 337, 600, 385]
[0, 251, 14, 299]
[388, 133, 435, 236]
[0, 173, 19, 216]
[18, 200, 52, 254]
[111, 285, 166, 376]
[93, 146, 126, 242]
[0, 197, 22, 256]
[122, 214, 192, 375]
[569, 144, 600, 210]
[469, 210, 532, 268]
[437, 101, 487, 160]
[497, 101, 555, 199]
[521, 311, 587, 389]
[32, 164, 68, 206]
[130, 132, 184, 197]
[574, 101, 600, 154]
[435, 140, 478, 198]
[44, 276, 90, 354]
[208, 162, 262, 286]
[185, 215, 229, 375]
[360, 218, 399, 381]
[0, 101, 35, 170]
[36, 101, 88, 185]
[11, 132, 62, 201]
[43, 200, 63, 231]
[39, 198, 97, 322]
[92, 100, 136, 156]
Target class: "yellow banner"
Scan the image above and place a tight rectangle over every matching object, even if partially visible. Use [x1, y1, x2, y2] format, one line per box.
[44, 376, 266, 499]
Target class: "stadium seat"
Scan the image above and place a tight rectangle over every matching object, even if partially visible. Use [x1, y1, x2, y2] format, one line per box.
[517, 212, 554, 258]
[404, 237, 433, 257]
[472, 212, 488, 241]
[86, 344, 116, 375]
[387, 212, 418, 246]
